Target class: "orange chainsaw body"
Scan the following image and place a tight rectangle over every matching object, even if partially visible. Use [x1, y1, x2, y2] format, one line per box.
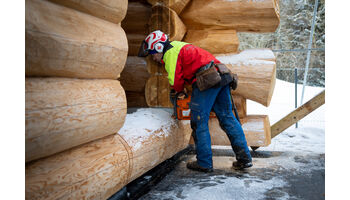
[176, 95, 216, 120]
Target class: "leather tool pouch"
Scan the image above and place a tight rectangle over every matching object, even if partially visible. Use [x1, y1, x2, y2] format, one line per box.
[215, 63, 238, 90]
[196, 64, 221, 91]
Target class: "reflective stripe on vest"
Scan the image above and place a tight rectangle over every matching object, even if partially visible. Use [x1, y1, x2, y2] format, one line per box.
[163, 41, 189, 86]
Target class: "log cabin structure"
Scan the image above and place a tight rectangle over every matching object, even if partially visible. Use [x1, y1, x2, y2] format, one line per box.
[25, 0, 280, 199]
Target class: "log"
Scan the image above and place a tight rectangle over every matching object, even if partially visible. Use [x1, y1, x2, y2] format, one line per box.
[118, 108, 191, 182]
[189, 115, 271, 147]
[180, 0, 280, 32]
[25, 78, 127, 162]
[48, 0, 128, 24]
[120, 57, 150, 92]
[145, 75, 173, 107]
[147, 56, 168, 75]
[121, 2, 152, 35]
[26, 108, 192, 200]
[183, 29, 239, 54]
[216, 49, 277, 107]
[26, 0, 128, 79]
[149, 5, 187, 41]
[125, 91, 149, 107]
[26, 134, 131, 200]
[232, 94, 247, 119]
[147, 0, 191, 14]
[126, 33, 147, 56]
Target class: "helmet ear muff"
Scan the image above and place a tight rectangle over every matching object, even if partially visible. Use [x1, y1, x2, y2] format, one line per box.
[154, 43, 164, 53]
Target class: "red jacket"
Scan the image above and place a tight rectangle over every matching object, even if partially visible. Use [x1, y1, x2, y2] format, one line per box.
[163, 42, 221, 92]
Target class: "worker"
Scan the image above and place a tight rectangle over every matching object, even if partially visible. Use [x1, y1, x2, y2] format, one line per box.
[138, 30, 252, 172]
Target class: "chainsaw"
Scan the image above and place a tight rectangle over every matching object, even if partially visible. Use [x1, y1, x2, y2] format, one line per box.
[172, 91, 241, 124]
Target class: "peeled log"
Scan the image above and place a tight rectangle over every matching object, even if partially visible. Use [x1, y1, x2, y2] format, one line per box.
[26, 0, 128, 79]
[145, 75, 173, 107]
[25, 78, 127, 162]
[147, 0, 191, 14]
[184, 29, 239, 54]
[216, 49, 276, 107]
[118, 108, 191, 182]
[126, 33, 147, 56]
[122, 2, 152, 35]
[120, 57, 150, 92]
[26, 134, 131, 200]
[180, 0, 280, 32]
[149, 5, 187, 41]
[48, 0, 128, 24]
[26, 109, 192, 200]
[189, 115, 271, 147]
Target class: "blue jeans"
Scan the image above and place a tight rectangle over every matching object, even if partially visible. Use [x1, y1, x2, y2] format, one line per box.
[190, 84, 252, 168]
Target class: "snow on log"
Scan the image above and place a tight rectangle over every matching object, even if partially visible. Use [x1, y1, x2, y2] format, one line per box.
[25, 134, 131, 200]
[48, 0, 128, 24]
[189, 115, 271, 147]
[118, 108, 190, 181]
[26, 0, 128, 79]
[149, 4, 187, 41]
[216, 49, 276, 107]
[180, 0, 280, 32]
[26, 108, 192, 199]
[120, 57, 150, 92]
[25, 78, 127, 162]
[147, 0, 191, 14]
[184, 29, 239, 54]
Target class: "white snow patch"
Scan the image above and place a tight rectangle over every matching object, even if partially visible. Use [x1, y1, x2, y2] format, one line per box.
[154, 175, 289, 200]
[247, 79, 325, 154]
[118, 108, 176, 151]
[216, 49, 275, 66]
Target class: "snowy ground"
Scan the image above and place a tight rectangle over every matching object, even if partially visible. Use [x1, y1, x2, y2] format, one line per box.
[139, 79, 325, 200]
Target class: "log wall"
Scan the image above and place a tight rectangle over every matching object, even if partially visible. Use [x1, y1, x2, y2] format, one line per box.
[26, 0, 128, 79]
[25, 78, 127, 162]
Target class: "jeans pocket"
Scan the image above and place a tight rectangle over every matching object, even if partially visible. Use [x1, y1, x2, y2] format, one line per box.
[190, 101, 202, 123]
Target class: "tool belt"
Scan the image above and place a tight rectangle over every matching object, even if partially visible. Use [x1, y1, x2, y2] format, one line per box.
[195, 61, 238, 91]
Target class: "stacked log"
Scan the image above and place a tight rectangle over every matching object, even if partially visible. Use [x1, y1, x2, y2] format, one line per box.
[120, 57, 150, 107]
[26, 0, 129, 198]
[26, 0, 128, 79]
[180, 0, 280, 32]
[26, 78, 127, 162]
[26, 109, 192, 199]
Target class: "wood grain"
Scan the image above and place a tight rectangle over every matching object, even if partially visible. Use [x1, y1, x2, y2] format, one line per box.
[48, 0, 128, 24]
[149, 4, 187, 41]
[25, 134, 130, 200]
[120, 57, 150, 92]
[26, 78, 127, 162]
[26, 0, 128, 79]
[180, 0, 280, 32]
[184, 29, 239, 54]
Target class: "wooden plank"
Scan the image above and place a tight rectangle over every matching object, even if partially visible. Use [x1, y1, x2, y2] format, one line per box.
[271, 90, 325, 138]
[189, 115, 271, 147]
[26, 0, 128, 79]
[26, 78, 127, 162]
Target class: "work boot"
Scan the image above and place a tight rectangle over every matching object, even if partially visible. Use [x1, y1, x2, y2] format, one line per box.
[186, 161, 213, 173]
[232, 161, 253, 170]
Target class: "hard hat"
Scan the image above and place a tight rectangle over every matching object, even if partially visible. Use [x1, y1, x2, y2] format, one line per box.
[138, 30, 168, 57]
